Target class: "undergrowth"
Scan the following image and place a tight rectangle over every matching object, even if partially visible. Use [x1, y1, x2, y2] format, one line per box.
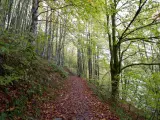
[0, 31, 68, 119]
[88, 79, 134, 120]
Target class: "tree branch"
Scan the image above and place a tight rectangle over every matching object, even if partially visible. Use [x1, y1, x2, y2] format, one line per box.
[37, 4, 73, 17]
[120, 41, 133, 63]
[122, 36, 160, 43]
[122, 51, 138, 61]
[121, 21, 160, 39]
[121, 62, 160, 71]
[119, 0, 148, 40]
[38, 19, 54, 22]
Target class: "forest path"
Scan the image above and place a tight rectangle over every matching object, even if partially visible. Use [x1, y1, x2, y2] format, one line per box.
[40, 76, 119, 120]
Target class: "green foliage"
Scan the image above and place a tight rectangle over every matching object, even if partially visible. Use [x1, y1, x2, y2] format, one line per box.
[121, 68, 160, 119]
[111, 104, 132, 120]
[0, 31, 68, 119]
[50, 64, 68, 78]
[0, 112, 7, 120]
[27, 82, 43, 99]
[88, 79, 111, 101]
[0, 74, 20, 85]
[0, 31, 37, 85]
[88, 79, 133, 119]
[8, 96, 28, 118]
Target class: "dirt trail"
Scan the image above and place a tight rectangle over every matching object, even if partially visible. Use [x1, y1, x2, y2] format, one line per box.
[41, 76, 119, 120]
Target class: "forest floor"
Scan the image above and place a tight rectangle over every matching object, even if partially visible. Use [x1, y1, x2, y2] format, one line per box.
[40, 76, 119, 120]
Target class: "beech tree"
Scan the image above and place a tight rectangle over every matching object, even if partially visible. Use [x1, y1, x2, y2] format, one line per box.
[104, 0, 160, 100]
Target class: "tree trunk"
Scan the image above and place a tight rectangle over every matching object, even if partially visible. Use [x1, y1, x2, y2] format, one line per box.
[57, 19, 62, 66]
[107, 0, 120, 101]
[87, 32, 92, 79]
[30, 0, 39, 35]
[55, 16, 59, 63]
[77, 48, 82, 77]
[6, 0, 13, 30]
[61, 16, 67, 66]
[47, 10, 52, 61]
[111, 65, 120, 100]
[94, 46, 99, 80]
[111, 11, 120, 99]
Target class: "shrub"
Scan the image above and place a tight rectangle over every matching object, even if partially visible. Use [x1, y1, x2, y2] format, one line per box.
[50, 64, 68, 78]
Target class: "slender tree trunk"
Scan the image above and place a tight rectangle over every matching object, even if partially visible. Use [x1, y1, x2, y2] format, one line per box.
[42, 7, 49, 58]
[94, 46, 99, 80]
[77, 48, 82, 76]
[77, 38, 83, 77]
[55, 19, 59, 63]
[0, 0, 8, 29]
[61, 16, 67, 66]
[6, 0, 13, 30]
[57, 19, 62, 65]
[30, 0, 39, 35]
[97, 47, 100, 79]
[87, 32, 92, 79]
[47, 10, 52, 61]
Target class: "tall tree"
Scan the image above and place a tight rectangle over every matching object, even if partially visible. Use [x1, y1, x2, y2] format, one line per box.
[105, 0, 160, 100]
[31, 0, 39, 35]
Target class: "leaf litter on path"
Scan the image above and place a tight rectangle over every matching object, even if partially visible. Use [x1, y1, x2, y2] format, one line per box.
[40, 76, 119, 120]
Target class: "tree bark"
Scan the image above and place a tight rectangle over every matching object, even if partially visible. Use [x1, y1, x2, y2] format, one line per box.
[87, 32, 92, 80]
[47, 9, 52, 61]
[109, 0, 120, 100]
[30, 0, 39, 36]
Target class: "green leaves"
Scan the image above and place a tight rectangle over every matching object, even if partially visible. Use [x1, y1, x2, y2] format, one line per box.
[0, 31, 38, 85]
[1, 46, 9, 54]
[50, 64, 68, 78]
[0, 74, 20, 85]
[0, 40, 10, 54]
[3, 64, 14, 71]
[0, 112, 7, 120]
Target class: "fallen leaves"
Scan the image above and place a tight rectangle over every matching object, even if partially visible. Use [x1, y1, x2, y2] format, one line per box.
[40, 76, 119, 120]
